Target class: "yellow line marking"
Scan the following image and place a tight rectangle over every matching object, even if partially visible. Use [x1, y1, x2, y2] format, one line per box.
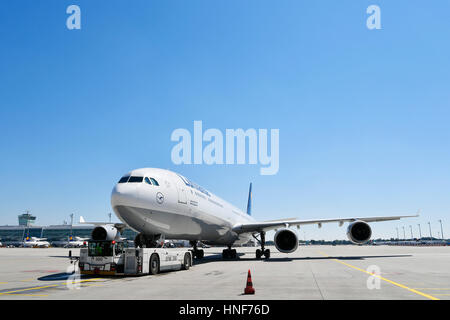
[318, 251, 439, 301]
[0, 284, 59, 294]
[0, 278, 104, 295]
[81, 284, 104, 287]
[413, 288, 450, 290]
[0, 282, 8, 284]
[0, 293, 49, 296]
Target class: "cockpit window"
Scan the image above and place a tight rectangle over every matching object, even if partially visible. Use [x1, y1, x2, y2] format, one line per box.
[144, 177, 159, 186]
[128, 176, 143, 183]
[118, 176, 130, 183]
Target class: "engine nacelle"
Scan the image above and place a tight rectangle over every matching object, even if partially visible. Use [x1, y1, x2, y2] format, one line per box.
[91, 225, 118, 241]
[347, 221, 372, 244]
[274, 229, 299, 253]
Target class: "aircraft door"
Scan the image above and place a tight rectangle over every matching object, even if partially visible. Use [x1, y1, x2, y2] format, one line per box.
[176, 180, 188, 204]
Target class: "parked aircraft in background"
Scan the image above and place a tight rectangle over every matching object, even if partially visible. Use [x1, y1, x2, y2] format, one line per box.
[22, 237, 50, 248]
[65, 236, 89, 248]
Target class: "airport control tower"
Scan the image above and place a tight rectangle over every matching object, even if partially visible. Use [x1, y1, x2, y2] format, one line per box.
[18, 212, 36, 226]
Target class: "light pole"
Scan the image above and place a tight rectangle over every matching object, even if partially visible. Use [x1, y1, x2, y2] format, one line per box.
[428, 222, 432, 239]
[418, 224, 422, 239]
[25, 210, 30, 241]
[438, 220, 444, 240]
[70, 213, 74, 239]
[109, 212, 112, 223]
[402, 226, 406, 240]
[409, 225, 413, 239]
[396, 227, 399, 240]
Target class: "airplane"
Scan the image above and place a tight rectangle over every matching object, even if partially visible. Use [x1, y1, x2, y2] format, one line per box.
[52, 236, 89, 248]
[81, 168, 419, 260]
[22, 236, 50, 248]
[65, 236, 89, 248]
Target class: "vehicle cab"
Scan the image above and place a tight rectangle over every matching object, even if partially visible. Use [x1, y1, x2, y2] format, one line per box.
[79, 240, 126, 275]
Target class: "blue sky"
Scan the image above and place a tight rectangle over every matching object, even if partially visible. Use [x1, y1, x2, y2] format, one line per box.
[0, 1, 449, 240]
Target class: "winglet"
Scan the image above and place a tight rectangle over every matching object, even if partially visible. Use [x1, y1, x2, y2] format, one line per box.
[79, 216, 86, 224]
[246, 183, 252, 216]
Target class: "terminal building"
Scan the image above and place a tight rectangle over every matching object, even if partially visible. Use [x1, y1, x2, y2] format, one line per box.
[0, 214, 138, 246]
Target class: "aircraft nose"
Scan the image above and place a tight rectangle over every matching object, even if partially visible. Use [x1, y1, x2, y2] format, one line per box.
[111, 183, 140, 208]
[111, 182, 150, 230]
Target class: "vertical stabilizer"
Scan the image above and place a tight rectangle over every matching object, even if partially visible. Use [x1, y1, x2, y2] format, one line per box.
[246, 183, 252, 216]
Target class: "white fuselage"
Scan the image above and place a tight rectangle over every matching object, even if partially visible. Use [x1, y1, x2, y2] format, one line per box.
[66, 237, 88, 247]
[111, 168, 255, 245]
[22, 237, 50, 248]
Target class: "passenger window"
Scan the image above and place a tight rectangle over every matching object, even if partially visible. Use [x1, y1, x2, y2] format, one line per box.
[118, 176, 130, 183]
[150, 178, 159, 186]
[145, 177, 152, 185]
[128, 176, 143, 183]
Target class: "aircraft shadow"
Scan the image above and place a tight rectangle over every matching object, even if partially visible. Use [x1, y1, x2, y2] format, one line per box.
[193, 252, 412, 264]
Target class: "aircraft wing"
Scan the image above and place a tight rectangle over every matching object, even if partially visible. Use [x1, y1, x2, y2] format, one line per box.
[232, 212, 419, 234]
[79, 216, 127, 232]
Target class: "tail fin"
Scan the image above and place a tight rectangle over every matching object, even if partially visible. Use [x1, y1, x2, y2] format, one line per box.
[246, 183, 252, 216]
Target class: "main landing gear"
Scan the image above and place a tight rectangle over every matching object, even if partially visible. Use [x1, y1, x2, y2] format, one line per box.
[190, 241, 204, 259]
[253, 231, 270, 259]
[222, 246, 237, 259]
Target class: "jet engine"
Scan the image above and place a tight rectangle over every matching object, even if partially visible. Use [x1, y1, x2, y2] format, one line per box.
[274, 229, 299, 253]
[91, 225, 119, 241]
[347, 221, 372, 244]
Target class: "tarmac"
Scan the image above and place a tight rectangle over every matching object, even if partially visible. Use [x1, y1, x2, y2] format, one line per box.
[0, 245, 449, 300]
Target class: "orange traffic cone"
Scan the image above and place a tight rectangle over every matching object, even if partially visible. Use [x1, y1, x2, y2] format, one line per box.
[244, 269, 255, 294]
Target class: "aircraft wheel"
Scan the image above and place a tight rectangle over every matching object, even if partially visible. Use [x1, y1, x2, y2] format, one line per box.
[264, 249, 271, 259]
[182, 252, 190, 270]
[256, 249, 262, 259]
[231, 249, 237, 259]
[134, 234, 143, 248]
[149, 254, 160, 275]
[222, 249, 230, 259]
[195, 249, 204, 259]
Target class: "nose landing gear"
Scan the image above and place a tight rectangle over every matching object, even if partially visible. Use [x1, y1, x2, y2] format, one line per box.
[134, 233, 163, 248]
[222, 246, 237, 259]
[190, 241, 204, 259]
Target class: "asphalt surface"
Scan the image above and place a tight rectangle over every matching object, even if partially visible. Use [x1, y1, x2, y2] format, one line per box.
[0, 245, 449, 300]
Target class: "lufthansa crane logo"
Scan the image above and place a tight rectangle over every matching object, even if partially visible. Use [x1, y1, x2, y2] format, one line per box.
[156, 192, 164, 204]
